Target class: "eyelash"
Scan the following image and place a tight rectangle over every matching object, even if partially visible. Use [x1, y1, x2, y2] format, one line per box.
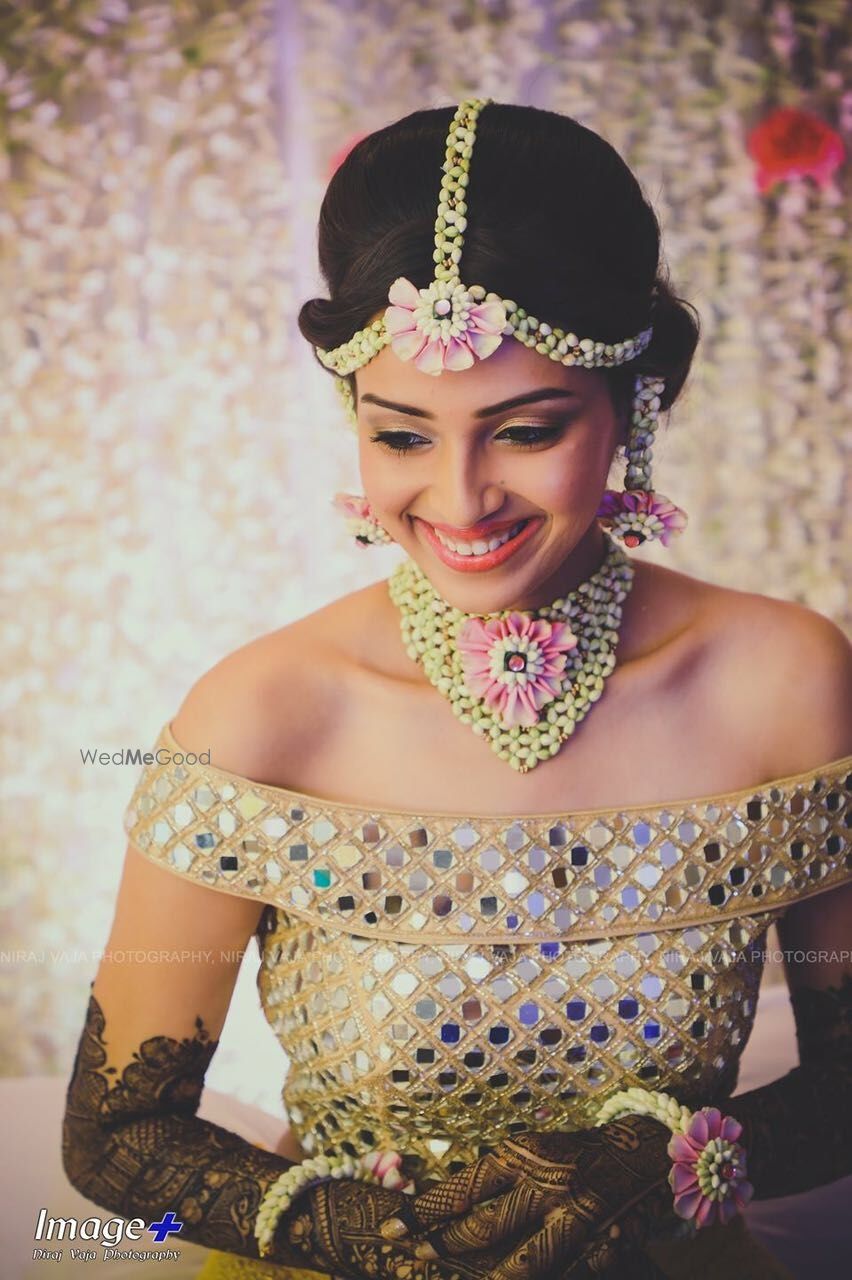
[368, 424, 567, 457]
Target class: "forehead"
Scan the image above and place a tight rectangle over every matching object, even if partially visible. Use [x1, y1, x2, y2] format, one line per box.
[354, 338, 604, 415]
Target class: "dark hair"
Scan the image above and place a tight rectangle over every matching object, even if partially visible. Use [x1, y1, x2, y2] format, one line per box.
[298, 102, 700, 430]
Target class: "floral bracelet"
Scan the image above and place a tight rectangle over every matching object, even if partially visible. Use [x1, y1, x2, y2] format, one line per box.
[254, 1148, 415, 1259]
[593, 1086, 754, 1229]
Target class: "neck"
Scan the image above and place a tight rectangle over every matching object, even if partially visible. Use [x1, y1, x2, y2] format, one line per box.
[508, 522, 611, 611]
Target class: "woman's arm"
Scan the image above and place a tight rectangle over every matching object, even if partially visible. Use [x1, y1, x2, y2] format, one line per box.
[369, 889, 852, 1279]
[721, 882, 852, 1198]
[61, 676, 435, 1277]
[60, 833, 332, 1267]
[722, 603, 852, 1197]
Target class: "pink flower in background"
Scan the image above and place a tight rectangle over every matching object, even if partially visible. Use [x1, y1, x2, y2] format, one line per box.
[457, 613, 577, 728]
[747, 107, 845, 194]
[384, 276, 507, 376]
[326, 131, 367, 179]
[667, 1107, 754, 1228]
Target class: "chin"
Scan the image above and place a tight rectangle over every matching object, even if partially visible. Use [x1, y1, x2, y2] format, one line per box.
[424, 563, 552, 616]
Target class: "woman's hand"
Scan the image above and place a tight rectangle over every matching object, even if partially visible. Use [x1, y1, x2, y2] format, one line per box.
[374, 1116, 680, 1279]
[284, 1177, 504, 1279]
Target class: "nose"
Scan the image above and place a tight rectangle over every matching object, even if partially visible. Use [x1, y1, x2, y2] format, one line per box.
[429, 438, 506, 531]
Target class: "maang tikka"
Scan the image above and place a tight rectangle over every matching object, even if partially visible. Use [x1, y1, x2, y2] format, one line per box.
[321, 97, 687, 553]
[312, 98, 688, 773]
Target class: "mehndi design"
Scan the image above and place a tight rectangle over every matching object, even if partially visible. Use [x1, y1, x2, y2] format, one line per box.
[377, 976, 852, 1277]
[379, 1115, 679, 1279]
[61, 987, 472, 1277]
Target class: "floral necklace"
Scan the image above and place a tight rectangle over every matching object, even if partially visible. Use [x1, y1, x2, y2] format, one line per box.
[387, 533, 636, 773]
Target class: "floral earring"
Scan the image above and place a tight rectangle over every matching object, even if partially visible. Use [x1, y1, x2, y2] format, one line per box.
[595, 375, 688, 548]
[332, 492, 395, 547]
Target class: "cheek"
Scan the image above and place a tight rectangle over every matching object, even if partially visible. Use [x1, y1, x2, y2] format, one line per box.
[358, 448, 417, 514]
[525, 445, 605, 511]
[357, 440, 383, 491]
[533, 468, 579, 509]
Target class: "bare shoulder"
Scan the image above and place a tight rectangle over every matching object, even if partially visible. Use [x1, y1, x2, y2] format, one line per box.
[170, 588, 373, 784]
[695, 580, 852, 776]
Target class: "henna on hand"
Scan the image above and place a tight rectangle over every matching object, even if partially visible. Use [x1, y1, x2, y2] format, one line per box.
[306, 1177, 504, 1280]
[61, 988, 365, 1271]
[378, 1116, 677, 1280]
[62, 988, 299, 1262]
[62, 987, 496, 1278]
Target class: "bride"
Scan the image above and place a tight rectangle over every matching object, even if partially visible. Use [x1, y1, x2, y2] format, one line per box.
[62, 99, 852, 1280]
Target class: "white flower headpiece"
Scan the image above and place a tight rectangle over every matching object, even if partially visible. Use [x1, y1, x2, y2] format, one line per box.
[315, 97, 687, 553]
[315, 98, 654, 411]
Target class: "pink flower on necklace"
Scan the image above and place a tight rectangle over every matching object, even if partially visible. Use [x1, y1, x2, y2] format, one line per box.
[457, 613, 578, 728]
[667, 1108, 754, 1228]
[383, 276, 507, 376]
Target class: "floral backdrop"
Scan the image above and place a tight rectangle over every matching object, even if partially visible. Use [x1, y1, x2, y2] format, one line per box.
[1, 0, 850, 1115]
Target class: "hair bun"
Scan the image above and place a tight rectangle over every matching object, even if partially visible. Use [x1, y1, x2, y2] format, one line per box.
[643, 278, 701, 411]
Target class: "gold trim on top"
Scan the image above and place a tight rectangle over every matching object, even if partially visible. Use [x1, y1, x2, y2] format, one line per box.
[161, 721, 852, 823]
[123, 724, 851, 944]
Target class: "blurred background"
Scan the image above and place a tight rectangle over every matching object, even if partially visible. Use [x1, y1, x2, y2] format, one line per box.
[1, 0, 850, 1122]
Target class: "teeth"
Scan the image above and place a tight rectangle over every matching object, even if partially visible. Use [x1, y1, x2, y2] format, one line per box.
[433, 520, 527, 555]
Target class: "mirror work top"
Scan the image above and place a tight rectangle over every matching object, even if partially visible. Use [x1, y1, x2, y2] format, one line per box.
[123, 722, 852, 1178]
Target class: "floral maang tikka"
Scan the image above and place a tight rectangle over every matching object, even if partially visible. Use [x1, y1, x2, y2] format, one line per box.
[318, 97, 688, 553]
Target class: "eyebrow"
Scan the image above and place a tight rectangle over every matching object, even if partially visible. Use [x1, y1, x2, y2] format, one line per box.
[358, 388, 580, 420]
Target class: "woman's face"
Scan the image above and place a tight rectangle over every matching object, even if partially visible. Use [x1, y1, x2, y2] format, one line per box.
[355, 338, 628, 612]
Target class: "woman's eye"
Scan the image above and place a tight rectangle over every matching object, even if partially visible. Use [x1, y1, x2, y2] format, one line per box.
[369, 431, 428, 456]
[368, 424, 564, 456]
[497, 425, 562, 447]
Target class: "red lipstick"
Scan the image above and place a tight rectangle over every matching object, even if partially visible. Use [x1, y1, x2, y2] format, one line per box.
[426, 515, 527, 539]
[415, 516, 543, 573]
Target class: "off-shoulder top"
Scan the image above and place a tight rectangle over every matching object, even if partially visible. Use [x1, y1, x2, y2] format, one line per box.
[123, 722, 852, 1185]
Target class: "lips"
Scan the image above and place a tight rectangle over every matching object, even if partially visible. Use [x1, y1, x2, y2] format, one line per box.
[426, 516, 528, 539]
[416, 515, 543, 573]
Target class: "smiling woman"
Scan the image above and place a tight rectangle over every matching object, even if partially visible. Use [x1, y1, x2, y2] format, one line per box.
[62, 98, 852, 1280]
[354, 345, 625, 611]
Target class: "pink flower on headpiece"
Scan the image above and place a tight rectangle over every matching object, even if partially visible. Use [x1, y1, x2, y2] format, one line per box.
[457, 613, 578, 728]
[596, 489, 688, 548]
[667, 1107, 754, 1228]
[384, 277, 507, 376]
